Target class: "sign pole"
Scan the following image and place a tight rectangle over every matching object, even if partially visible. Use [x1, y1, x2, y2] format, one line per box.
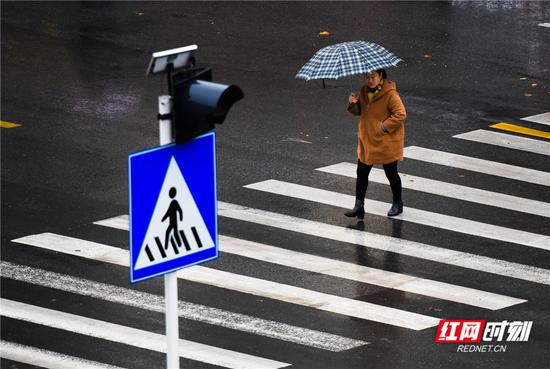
[158, 95, 179, 369]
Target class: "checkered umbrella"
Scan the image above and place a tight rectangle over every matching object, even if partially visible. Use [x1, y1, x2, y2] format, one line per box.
[296, 41, 402, 81]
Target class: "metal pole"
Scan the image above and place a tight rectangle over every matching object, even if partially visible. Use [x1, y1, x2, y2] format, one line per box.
[167, 64, 174, 97]
[158, 95, 179, 369]
[159, 95, 173, 146]
[165, 272, 179, 369]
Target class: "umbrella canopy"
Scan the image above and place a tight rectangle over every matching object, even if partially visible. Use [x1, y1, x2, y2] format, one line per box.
[296, 41, 402, 81]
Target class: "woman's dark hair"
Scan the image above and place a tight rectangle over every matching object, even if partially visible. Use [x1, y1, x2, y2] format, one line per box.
[377, 69, 387, 79]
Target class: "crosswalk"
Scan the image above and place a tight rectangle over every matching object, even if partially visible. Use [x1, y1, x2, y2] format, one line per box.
[11, 233, 441, 330]
[316, 163, 550, 218]
[243, 180, 550, 250]
[0, 261, 366, 352]
[1, 299, 290, 369]
[216, 202, 550, 284]
[0, 340, 124, 369]
[403, 146, 550, 185]
[454, 130, 550, 156]
[3, 114, 549, 368]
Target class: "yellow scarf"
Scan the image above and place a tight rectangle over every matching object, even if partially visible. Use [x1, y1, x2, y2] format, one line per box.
[367, 79, 384, 102]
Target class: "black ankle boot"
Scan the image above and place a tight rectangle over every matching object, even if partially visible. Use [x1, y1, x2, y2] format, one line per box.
[387, 199, 403, 217]
[345, 199, 365, 219]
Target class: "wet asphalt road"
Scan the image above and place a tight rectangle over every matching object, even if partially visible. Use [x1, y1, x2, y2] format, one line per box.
[1, 2, 550, 369]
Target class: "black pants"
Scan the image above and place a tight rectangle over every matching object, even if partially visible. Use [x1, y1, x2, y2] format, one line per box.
[355, 160, 402, 202]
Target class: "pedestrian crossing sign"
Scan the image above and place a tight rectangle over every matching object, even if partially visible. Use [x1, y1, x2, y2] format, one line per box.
[128, 132, 218, 283]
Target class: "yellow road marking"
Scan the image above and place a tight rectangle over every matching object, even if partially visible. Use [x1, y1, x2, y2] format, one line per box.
[0, 121, 21, 128]
[490, 122, 550, 139]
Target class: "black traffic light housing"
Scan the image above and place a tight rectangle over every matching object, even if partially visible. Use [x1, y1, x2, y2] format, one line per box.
[172, 67, 244, 144]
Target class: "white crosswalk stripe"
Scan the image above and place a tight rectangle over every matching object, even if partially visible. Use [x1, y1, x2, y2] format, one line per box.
[521, 112, 550, 126]
[11, 233, 441, 330]
[0, 261, 367, 352]
[453, 130, 550, 156]
[218, 236, 525, 310]
[0, 340, 124, 369]
[0, 299, 290, 369]
[316, 162, 550, 218]
[216, 203, 550, 284]
[404, 146, 550, 185]
[92, 218, 527, 310]
[244, 180, 550, 251]
[95, 211, 550, 286]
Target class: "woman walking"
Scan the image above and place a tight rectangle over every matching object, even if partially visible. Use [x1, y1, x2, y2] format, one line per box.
[345, 69, 407, 218]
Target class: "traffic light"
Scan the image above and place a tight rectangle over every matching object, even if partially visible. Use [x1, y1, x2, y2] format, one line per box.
[172, 67, 244, 144]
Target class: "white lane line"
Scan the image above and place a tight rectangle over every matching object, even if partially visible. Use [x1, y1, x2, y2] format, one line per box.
[0, 299, 290, 369]
[0, 261, 367, 352]
[454, 130, 550, 156]
[521, 112, 550, 126]
[94, 218, 526, 309]
[94, 211, 550, 286]
[404, 146, 550, 186]
[11, 233, 440, 330]
[217, 236, 525, 310]
[0, 340, 123, 369]
[244, 180, 550, 251]
[316, 162, 550, 218]
[538, 23, 550, 28]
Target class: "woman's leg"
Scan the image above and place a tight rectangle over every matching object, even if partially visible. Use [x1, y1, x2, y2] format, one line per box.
[383, 161, 403, 216]
[356, 160, 373, 200]
[345, 160, 372, 219]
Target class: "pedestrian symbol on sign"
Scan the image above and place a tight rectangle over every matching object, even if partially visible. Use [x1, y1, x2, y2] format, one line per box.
[162, 187, 183, 250]
[135, 156, 215, 270]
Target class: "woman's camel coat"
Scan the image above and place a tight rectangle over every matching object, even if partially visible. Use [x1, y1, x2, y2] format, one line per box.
[348, 80, 406, 165]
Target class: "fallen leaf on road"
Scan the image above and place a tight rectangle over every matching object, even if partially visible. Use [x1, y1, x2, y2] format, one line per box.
[423, 54, 432, 58]
[531, 83, 539, 87]
[319, 31, 330, 36]
[42, 23, 61, 37]
[520, 77, 528, 80]
[524, 92, 533, 97]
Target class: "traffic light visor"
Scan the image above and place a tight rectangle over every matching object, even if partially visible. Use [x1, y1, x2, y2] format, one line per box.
[188, 80, 244, 124]
[173, 68, 244, 143]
